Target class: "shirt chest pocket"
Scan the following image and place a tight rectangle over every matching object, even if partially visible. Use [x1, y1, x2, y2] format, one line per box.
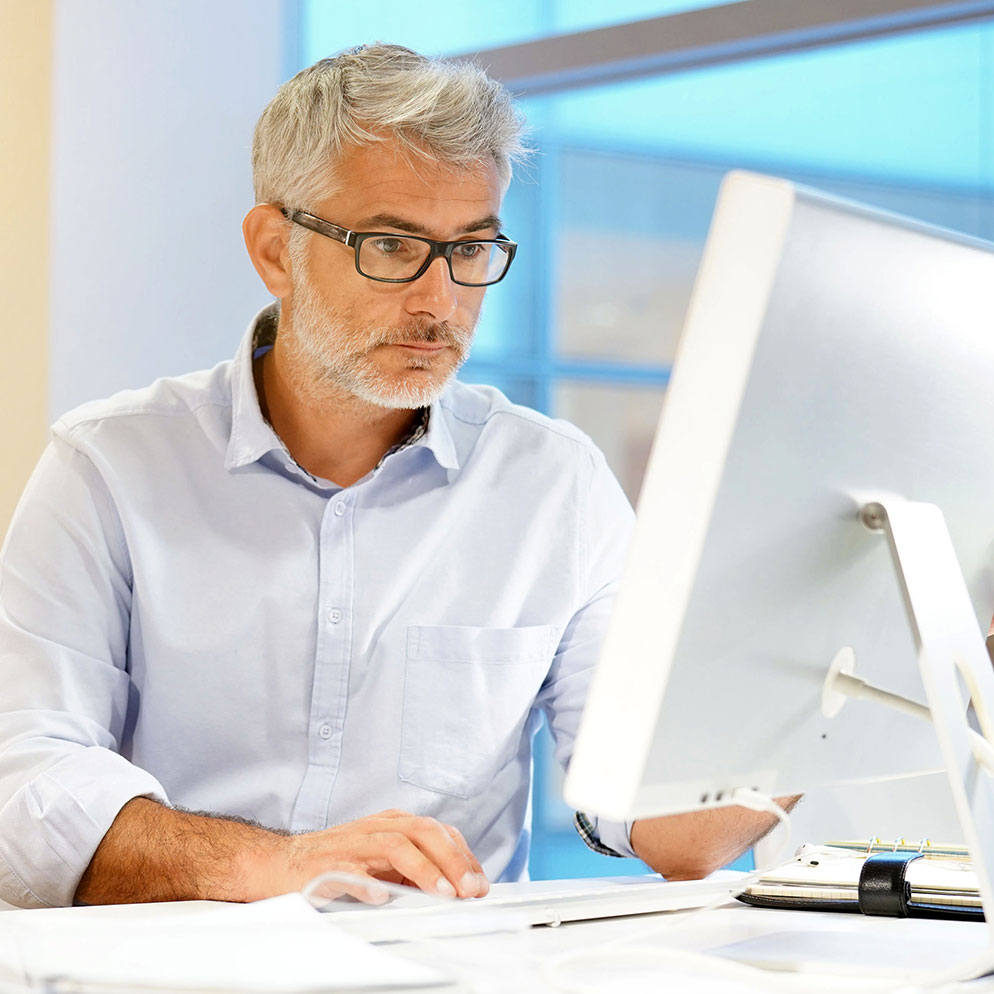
[399, 624, 558, 798]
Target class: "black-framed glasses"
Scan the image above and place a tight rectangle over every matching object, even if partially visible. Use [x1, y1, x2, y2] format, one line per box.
[281, 208, 517, 287]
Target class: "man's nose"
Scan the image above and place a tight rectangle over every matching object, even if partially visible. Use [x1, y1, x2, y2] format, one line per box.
[403, 257, 458, 322]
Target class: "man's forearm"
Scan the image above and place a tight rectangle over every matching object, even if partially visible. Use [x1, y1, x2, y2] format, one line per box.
[74, 798, 491, 906]
[630, 795, 801, 880]
[74, 797, 288, 904]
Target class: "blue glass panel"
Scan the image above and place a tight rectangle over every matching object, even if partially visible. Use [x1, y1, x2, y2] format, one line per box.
[301, 1, 741, 62]
[455, 367, 540, 410]
[533, 20, 994, 191]
[470, 172, 544, 362]
[301, 4, 545, 61]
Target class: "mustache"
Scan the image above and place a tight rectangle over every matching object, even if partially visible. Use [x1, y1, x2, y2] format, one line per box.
[370, 320, 472, 349]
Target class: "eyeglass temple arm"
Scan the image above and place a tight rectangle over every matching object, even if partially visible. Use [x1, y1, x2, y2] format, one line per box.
[279, 208, 354, 246]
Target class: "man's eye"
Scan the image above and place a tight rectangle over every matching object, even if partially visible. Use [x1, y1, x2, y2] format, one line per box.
[454, 242, 484, 259]
[370, 237, 408, 255]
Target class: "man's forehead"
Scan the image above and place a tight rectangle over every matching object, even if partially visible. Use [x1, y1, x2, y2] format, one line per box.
[319, 141, 502, 231]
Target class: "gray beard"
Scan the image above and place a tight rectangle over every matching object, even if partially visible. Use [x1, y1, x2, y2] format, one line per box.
[282, 272, 474, 410]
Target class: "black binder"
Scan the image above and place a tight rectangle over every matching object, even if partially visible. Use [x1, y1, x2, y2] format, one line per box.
[737, 841, 984, 922]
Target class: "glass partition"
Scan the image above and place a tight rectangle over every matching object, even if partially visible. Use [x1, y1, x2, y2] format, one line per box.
[301, 1, 744, 63]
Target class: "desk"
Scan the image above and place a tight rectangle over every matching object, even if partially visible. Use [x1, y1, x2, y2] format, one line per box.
[2, 892, 993, 993]
[377, 900, 994, 992]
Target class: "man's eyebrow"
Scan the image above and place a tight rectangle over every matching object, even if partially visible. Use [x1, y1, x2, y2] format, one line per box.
[357, 213, 504, 236]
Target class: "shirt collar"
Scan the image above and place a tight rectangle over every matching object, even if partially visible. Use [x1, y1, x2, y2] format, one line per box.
[225, 304, 461, 474]
[225, 304, 283, 471]
[418, 394, 459, 471]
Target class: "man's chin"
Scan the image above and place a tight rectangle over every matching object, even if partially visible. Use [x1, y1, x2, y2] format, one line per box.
[352, 368, 459, 410]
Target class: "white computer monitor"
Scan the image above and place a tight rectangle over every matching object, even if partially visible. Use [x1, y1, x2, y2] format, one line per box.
[563, 171, 994, 915]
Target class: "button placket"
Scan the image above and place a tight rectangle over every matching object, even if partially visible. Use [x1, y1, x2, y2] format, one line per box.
[290, 493, 356, 832]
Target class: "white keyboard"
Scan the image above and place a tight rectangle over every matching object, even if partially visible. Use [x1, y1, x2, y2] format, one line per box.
[320, 873, 744, 942]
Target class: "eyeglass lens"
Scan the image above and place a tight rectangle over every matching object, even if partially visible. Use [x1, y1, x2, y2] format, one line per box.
[358, 236, 511, 284]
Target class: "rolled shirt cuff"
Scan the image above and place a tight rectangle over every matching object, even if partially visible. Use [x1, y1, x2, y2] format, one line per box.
[573, 810, 637, 860]
[0, 746, 168, 908]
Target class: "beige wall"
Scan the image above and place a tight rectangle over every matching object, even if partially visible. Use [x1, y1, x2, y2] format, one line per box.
[0, 0, 51, 535]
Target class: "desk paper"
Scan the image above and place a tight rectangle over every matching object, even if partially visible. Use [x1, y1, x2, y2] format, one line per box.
[0, 893, 448, 991]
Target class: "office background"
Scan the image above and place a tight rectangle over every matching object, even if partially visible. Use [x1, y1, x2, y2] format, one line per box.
[1, 0, 992, 880]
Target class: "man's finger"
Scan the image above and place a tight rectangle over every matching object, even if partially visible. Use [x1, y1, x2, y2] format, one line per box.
[398, 816, 486, 898]
[441, 823, 489, 895]
[364, 832, 463, 899]
[360, 814, 482, 897]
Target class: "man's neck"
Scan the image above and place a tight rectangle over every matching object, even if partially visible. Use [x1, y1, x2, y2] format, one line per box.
[255, 343, 420, 488]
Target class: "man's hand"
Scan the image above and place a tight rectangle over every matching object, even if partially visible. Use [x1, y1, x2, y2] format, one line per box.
[272, 808, 490, 902]
[75, 798, 488, 905]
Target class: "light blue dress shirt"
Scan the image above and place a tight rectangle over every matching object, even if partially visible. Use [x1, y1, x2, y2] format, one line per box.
[0, 306, 636, 908]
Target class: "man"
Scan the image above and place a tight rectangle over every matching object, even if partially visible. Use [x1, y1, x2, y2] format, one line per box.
[0, 45, 781, 909]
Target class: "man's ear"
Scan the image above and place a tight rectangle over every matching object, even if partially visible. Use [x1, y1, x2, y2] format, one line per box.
[243, 204, 295, 298]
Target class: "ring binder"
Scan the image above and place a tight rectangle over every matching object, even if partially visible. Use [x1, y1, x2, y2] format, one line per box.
[738, 842, 985, 922]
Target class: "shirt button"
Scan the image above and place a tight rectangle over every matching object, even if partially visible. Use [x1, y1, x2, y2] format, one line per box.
[328, 608, 343, 624]
[318, 724, 332, 740]
[333, 501, 347, 516]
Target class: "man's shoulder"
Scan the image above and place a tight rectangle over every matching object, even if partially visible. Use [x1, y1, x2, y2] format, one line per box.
[441, 379, 602, 465]
[53, 360, 233, 442]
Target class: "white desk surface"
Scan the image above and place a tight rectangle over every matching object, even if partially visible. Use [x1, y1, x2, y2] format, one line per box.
[387, 900, 994, 993]
[3, 892, 994, 993]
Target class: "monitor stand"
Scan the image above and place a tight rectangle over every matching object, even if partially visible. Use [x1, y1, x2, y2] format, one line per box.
[838, 499, 994, 951]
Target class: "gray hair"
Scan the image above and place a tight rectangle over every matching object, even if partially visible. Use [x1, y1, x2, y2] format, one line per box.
[252, 43, 529, 210]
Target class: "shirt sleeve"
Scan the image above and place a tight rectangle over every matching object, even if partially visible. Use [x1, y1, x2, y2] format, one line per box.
[0, 432, 168, 908]
[534, 440, 638, 860]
